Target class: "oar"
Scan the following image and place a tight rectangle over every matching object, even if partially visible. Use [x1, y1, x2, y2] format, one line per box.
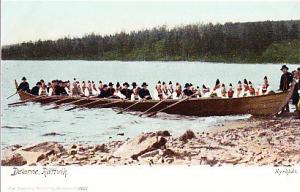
[139, 95, 172, 117]
[45, 97, 71, 105]
[117, 100, 143, 114]
[46, 98, 86, 110]
[65, 99, 104, 111]
[6, 90, 22, 99]
[8, 95, 44, 106]
[94, 100, 124, 109]
[146, 93, 198, 117]
[65, 95, 119, 111]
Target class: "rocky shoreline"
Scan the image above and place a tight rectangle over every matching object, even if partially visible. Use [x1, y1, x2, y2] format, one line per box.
[2, 115, 300, 166]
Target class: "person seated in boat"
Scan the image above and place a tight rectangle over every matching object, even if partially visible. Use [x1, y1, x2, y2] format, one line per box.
[31, 82, 41, 96]
[220, 84, 227, 98]
[248, 81, 255, 96]
[120, 82, 132, 100]
[195, 86, 202, 98]
[38, 80, 48, 96]
[107, 82, 116, 97]
[235, 80, 242, 98]
[64, 80, 71, 95]
[81, 81, 86, 96]
[17, 77, 30, 93]
[172, 82, 182, 99]
[84, 80, 93, 97]
[91, 81, 99, 96]
[57, 80, 68, 96]
[210, 79, 221, 97]
[139, 82, 152, 100]
[153, 83, 163, 100]
[113, 82, 125, 99]
[98, 80, 103, 91]
[202, 84, 210, 97]
[260, 76, 270, 95]
[279, 65, 293, 112]
[98, 84, 108, 98]
[189, 84, 198, 98]
[131, 84, 141, 101]
[242, 79, 250, 97]
[71, 80, 80, 96]
[227, 83, 234, 98]
[161, 81, 169, 98]
[168, 81, 174, 96]
[48, 80, 56, 96]
[46, 82, 51, 93]
[183, 83, 193, 97]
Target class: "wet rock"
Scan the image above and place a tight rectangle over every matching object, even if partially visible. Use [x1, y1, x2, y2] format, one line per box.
[71, 145, 77, 149]
[162, 149, 178, 158]
[140, 149, 160, 158]
[42, 132, 66, 136]
[1, 154, 27, 166]
[156, 130, 171, 137]
[93, 144, 109, 153]
[113, 132, 167, 160]
[117, 133, 125, 136]
[22, 141, 65, 155]
[179, 130, 195, 142]
[70, 150, 77, 155]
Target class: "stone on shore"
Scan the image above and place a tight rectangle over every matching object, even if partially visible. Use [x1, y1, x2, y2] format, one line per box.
[113, 132, 168, 160]
[179, 130, 195, 142]
[1, 153, 27, 166]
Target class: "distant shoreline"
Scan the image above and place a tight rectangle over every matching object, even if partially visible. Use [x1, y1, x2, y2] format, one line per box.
[1, 59, 298, 65]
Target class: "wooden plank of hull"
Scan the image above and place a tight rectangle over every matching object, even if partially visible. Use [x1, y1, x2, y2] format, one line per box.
[17, 89, 288, 116]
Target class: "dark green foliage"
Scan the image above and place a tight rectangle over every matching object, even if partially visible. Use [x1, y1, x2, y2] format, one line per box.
[2, 20, 300, 63]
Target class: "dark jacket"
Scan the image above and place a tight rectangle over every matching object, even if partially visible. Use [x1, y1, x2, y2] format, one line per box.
[17, 82, 30, 93]
[98, 90, 108, 98]
[292, 82, 299, 105]
[56, 86, 67, 95]
[31, 86, 40, 96]
[279, 72, 293, 91]
[107, 88, 115, 97]
[139, 88, 151, 99]
[120, 88, 132, 99]
[183, 89, 193, 96]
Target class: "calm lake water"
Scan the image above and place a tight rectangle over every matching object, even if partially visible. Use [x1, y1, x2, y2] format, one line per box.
[1, 61, 299, 147]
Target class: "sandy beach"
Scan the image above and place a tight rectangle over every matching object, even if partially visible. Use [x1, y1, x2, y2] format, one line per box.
[2, 114, 300, 166]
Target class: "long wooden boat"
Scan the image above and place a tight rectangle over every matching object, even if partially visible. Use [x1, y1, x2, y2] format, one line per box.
[12, 80, 293, 117]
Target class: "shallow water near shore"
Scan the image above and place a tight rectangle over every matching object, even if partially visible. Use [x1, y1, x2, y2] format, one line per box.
[1, 61, 298, 147]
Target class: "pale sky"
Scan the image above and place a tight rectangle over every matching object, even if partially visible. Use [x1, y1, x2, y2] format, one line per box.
[1, 1, 300, 45]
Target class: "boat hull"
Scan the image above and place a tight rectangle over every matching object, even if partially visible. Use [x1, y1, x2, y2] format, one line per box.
[17, 90, 289, 117]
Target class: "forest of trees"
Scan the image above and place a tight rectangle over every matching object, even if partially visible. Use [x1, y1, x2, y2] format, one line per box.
[1, 20, 300, 63]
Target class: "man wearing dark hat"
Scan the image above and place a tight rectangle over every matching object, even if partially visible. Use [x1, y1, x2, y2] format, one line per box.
[107, 82, 115, 97]
[17, 77, 30, 93]
[98, 84, 108, 98]
[31, 82, 41, 96]
[183, 83, 193, 97]
[139, 82, 152, 100]
[121, 82, 132, 100]
[279, 65, 293, 112]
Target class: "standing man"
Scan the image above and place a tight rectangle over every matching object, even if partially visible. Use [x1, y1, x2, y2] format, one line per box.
[292, 68, 300, 115]
[279, 65, 293, 112]
[17, 77, 30, 93]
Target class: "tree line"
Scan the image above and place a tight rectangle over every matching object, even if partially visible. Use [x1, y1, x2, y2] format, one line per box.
[2, 20, 300, 63]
